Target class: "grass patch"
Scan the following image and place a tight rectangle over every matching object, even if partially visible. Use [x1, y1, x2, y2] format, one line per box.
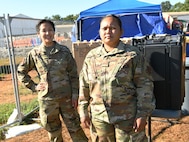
[0, 58, 10, 66]
[0, 57, 40, 140]
[0, 99, 39, 140]
[0, 98, 38, 125]
[18, 85, 35, 95]
[0, 73, 5, 78]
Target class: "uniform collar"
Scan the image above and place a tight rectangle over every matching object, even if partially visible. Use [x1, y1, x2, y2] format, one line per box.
[38, 41, 61, 54]
[98, 41, 126, 56]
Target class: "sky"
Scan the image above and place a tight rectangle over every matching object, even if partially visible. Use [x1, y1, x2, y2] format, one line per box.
[0, 0, 185, 19]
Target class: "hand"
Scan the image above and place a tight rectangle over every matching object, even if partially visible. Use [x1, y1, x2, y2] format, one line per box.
[80, 116, 90, 129]
[35, 82, 47, 91]
[133, 117, 147, 132]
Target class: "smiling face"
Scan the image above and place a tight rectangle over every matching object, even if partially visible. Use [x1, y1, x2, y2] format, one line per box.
[38, 22, 55, 47]
[99, 16, 123, 47]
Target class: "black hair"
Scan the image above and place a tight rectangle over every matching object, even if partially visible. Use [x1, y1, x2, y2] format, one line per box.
[100, 14, 122, 30]
[36, 19, 55, 33]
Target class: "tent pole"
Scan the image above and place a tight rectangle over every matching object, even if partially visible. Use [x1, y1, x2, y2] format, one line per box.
[78, 20, 82, 41]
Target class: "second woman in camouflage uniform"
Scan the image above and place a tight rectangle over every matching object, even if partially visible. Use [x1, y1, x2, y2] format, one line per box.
[78, 15, 156, 142]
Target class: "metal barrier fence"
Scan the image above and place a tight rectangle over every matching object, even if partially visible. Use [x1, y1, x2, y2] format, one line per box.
[0, 14, 73, 139]
[0, 14, 40, 133]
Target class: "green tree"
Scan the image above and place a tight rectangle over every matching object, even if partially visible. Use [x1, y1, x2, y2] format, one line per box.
[52, 14, 63, 20]
[44, 14, 78, 22]
[182, 0, 189, 11]
[169, 0, 189, 12]
[63, 14, 79, 22]
[160, 0, 189, 12]
[161, 1, 172, 12]
[44, 16, 51, 20]
[170, 2, 185, 11]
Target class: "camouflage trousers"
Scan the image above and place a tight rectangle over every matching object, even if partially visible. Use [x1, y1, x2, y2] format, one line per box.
[90, 118, 147, 142]
[38, 98, 88, 142]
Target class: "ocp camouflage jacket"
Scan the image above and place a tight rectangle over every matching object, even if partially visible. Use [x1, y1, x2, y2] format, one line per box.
[78, 41, 155, 123]
[17, 42, 79, 100]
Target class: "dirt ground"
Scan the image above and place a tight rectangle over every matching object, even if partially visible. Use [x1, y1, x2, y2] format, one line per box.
[1, 73, 189, 142]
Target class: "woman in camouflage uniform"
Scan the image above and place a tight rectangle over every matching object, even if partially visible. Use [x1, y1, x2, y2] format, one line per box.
[78, 15, 156, 142]
[17, 19, 88, 142]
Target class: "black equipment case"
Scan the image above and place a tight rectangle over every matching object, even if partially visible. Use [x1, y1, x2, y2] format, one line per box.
[133, 34, 185, 110]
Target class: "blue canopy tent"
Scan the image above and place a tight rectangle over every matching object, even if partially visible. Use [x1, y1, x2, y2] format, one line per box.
[76, 0, 167, 41]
